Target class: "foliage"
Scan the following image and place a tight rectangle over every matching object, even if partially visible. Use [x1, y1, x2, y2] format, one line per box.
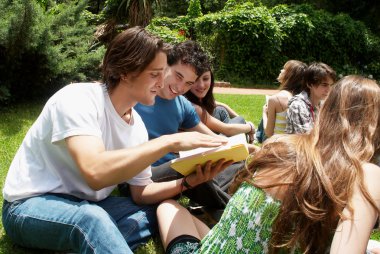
[151, 1, 380, 85]
[187, 0, 203, 19]
[191, 2, 379, 84]
[153, 0, 188, 18]
[146, 24, 187, 44]
[0, 0, 104, 104]
[101, 0, 160, 27]
[201, 0, 227, 13]
[153, 0, 227, 18]
[282, 4, 380, 77]
[260, 0, 380, 36]
[224, 0, 263, 10]
[194, 3, 283, 84]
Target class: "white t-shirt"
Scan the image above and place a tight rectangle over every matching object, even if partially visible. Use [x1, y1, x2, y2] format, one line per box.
[3, 83, 152, 202]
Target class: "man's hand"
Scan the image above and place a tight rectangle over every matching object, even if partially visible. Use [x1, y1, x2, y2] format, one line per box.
[185, 159, 234, 187]
[166, 132, 228, 153]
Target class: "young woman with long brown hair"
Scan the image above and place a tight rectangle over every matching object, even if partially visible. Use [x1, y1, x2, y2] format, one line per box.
[156, 75, 380, 253]
[263, 60, 307, 138]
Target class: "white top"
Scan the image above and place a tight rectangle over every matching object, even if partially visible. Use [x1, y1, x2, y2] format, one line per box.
[3, 83, 152, 202]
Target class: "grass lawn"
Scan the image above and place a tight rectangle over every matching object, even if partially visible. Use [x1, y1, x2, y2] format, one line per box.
[0, 94, 378, 253]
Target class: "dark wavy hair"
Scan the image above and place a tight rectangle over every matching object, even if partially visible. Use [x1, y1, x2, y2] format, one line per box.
[102, 26, 167, 91]
[184, 69, 216, 116]
[230, 75, 380, 253]
[167, 40, 210, 76]
[303, 62, 337, 94]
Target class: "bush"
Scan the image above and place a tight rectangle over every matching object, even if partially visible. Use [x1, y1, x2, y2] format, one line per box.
[194, 3, 283, 84]
[146, 24, 187, 44]
[0, 0, 104, 104]
[193, 2, 380, 84]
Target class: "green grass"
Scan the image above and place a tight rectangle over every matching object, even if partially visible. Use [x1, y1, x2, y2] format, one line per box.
[0, 95, 379, 253]
[214, 93, 266, 126]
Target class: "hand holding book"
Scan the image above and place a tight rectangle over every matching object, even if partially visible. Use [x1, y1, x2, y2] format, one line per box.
[182, 159, 234, 189]
[170, 133, 249, 176]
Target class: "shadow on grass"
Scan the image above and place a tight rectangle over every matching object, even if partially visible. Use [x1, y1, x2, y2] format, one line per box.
[0, 233, 55, 254]
[0, 101, 44, 137]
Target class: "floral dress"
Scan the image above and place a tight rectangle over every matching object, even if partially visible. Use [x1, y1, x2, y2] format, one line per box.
[198, 182, 281, 253]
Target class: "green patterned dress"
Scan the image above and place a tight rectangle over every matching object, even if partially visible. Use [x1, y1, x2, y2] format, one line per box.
[198, 182, 281, 253]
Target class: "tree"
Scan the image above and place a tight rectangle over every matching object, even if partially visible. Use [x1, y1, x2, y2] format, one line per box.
[260, 0, 380, 35]
[95, 0, 161, 43]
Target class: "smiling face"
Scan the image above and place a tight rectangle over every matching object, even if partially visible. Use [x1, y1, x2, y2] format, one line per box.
[190, 71, 212, 99]
[157, 62, 198, 100]
[127, 51, 167, 105]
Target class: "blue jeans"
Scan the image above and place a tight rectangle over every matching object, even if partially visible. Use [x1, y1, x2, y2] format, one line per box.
[2, 194, 157, 253]
[213, 106, 246, 124]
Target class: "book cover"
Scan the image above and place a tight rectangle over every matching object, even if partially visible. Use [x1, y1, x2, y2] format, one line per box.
[170, 133, 249, 176]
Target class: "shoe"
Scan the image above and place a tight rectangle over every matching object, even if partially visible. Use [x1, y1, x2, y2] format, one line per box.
[187, 200, 204, 215]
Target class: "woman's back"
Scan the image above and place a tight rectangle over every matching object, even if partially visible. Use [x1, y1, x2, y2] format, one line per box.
[200, 182, 281, 253]
[266, 90, 293, 136]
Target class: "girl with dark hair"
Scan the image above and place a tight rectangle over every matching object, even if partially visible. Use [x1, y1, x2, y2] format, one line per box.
[184, 69, 256, 143]
[157, 75, 380, 254]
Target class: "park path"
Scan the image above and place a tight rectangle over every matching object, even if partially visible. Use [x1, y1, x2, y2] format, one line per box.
[213, 87, 277, 95]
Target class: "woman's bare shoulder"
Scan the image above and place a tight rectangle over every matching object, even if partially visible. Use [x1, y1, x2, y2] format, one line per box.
[361, 162, 380, 202]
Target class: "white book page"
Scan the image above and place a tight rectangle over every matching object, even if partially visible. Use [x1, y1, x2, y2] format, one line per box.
[179, 133, 247, 158]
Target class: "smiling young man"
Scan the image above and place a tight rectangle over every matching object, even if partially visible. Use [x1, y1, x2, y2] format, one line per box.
[133, 41, 244, 215]
[286, 62, 336, 134]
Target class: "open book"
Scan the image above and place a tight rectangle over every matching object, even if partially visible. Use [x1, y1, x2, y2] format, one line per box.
[170, 133, 249, 176]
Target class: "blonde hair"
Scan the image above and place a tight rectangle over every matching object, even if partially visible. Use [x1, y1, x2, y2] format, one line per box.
[231, 75, 380, 253]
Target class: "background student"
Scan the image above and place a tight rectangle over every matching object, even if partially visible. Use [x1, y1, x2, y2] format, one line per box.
[184, 68, 256, 143]
[263, 60, 307, 138]
[156, 75, 380, 254]
[286, 62, 336, 134]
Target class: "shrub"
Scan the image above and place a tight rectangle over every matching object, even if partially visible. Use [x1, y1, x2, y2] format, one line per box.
[194, 3, 283, 84]
[146, 24, 187, 44]
[0, 0, 104, 104]
[194, 2, 380, 84]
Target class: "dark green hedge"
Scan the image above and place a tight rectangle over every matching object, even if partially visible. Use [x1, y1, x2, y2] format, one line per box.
[150, 2, 380, 85]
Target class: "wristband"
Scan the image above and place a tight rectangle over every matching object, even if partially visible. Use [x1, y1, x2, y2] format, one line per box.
[181, 176, 193, 190]
[247, 122, 254, 133]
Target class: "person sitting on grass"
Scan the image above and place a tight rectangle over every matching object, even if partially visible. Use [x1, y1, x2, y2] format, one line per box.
[1, 27, 233, 254]
[184, 68, 256, 143]
[186, 69, 247, 124]
[263, 60, 307, 139]
[156, 75, 380, 254]
[286, 62, 336, 134]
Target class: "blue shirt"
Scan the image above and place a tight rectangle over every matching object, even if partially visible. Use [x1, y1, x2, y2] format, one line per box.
[135, 95, 200, 166]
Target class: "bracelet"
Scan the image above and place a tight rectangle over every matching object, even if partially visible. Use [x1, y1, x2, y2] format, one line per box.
[181, 176, 193, 190]
[247, 122, 254, 133]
